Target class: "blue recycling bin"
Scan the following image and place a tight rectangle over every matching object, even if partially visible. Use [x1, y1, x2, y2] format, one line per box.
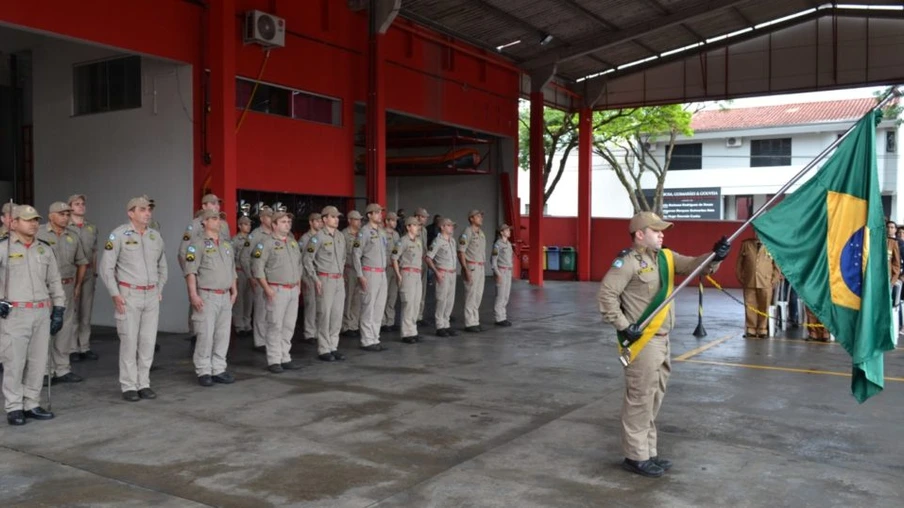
[546, 246, 561, 271]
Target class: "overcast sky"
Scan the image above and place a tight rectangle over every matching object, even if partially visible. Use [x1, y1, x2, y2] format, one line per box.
[699, 85, 886, 109]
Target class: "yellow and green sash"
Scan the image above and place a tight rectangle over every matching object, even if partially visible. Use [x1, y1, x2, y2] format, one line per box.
[617, 248, 675, 365]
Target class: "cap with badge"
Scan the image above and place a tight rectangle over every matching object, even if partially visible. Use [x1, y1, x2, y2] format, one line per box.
[258, 206, 274, 218]
[321, 206, 343, 218]
[385, 211, 398, 221]
[272, 211, 294, 223]
[49, 202, 72, 214]
[468, 209, 483, 218]
[498, 223, 511, 232]
[238, 216, 252, 225]
[404, 216, 419, 226]
[308, 212, 322, 222]
[67, 194, 87, 205]
[199, 209, 220, 221]
[14, 205, 42, 221]
[126, 196, 150, 211]
[365, 203, 383, 214]
[440, 217, 456, 227]
[202, 194, 221, 205]
[2, 202, 17, 215]
[415, 207, 429, 218]
[347, 210, 363, 220]
[628, 211, 673, 233]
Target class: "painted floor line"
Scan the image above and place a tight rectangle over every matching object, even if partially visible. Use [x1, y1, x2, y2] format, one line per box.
[673, 334, 735, 361]
[681, 358, 904, 383]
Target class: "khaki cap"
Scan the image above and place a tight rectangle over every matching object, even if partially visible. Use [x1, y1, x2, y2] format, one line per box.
[404, 216, 419, 226]
[258, 206, 274, 218]
[49, 202, 71, 214]
[468, 209, 483, 218]
[2, 202, 17, 214]
[498, 223, 511, 232]
[385, 211, 398, 220]
[321, 206, 343, 217]
[415, 207, 429, 218]
[238, 216, 252, 225]
[67, 194, 86, 205]
[308, 212, 322, 222]
[272, 211, 293, 223]
[629, 211, 673, 233]
[202, 193, 221, 204]
[199, 209, 220, 221]
[440, 217, 456, 227]
[14, 205, 41, 221]
[127, 196, 151, 211]
[365, 203, 383, 214]
[347, 210, 363, 220]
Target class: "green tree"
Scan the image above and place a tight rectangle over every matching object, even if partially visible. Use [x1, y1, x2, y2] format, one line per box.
[592, 105, 694, 215]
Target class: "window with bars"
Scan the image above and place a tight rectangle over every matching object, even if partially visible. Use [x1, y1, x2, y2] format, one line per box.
[669, 143, 702, 170]
[73, 56, 142, 116]
[750, 138, 792, 167]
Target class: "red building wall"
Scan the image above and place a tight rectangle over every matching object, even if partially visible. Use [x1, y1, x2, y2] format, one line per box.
[520, 216, 755, 288]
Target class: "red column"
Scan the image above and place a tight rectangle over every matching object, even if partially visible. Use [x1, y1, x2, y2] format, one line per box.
[577, 107, 592, 281]
[529, 91, 545, 286]
[207, 0, 237, 230]
[366, 21, 387, 206]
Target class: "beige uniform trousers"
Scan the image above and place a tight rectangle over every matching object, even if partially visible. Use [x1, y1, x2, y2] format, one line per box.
[342, 266, 361, 331]
[418, 271, 427, 321]
[316, 275, 345, 355]
[302, 279, 317, 339]
[493, 268, 512, 322]
[232, 270, 252, 331]
[463, 264, 486, 327]
[116, 286, 160, 392]
[434, 270, 456, 330]
[359, 270, 388, 346]
[192, 291, 232, 376]
[252, 284, 267, 347]
[265, 285, 299, 366]
[743, 287, 772, 335]
[383, 268, 399, 327]
[75, 268, 96, 353]
[50, 282, 77, 376]
[399, 270, 423, 337]
[622, 335, 671, 461]
[1, 306, 51, 413]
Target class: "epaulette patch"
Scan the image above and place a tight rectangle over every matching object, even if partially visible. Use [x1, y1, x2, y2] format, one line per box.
[104, 241, 114, 250]
[183, 233, 191, 241]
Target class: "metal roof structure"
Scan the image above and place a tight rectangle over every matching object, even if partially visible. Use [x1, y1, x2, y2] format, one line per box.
[399, 1, 904, 109]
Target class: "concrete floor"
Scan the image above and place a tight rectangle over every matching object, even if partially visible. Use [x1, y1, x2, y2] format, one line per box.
[1, 278, 903, 507]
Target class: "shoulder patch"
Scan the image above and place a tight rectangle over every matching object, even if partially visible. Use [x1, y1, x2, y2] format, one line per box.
[109, 233, 116, 241]
[353, 240, 360, 248]
[307, 245, 315, 253]
[182, 233, 191, 241]
[187, 245, 196, 253]
[311, 237, 318, 244]
[104, 241, 114, 250]
[617, 248, 632, 258]
[492, 248, 498, 256]
[37, 238, 52, 246]
[612, 258, 624, 268]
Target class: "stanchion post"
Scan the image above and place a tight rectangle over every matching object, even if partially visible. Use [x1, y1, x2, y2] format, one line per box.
[692, 276, 707, 338]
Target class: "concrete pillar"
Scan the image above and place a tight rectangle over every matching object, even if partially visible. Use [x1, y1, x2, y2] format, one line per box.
[207, 0, 237, 230]
[528, 66, 555, 286]
[365, 0, 399, 206]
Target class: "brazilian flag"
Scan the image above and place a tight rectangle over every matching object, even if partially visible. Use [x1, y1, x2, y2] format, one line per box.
[753, 109, 894, 403]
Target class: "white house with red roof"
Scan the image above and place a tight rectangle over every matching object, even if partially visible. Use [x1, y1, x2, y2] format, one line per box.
[522, 97, 901, 221]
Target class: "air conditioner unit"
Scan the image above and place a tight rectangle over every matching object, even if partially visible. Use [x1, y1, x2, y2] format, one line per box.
[244, 10, 286, 48]
[643, 141, 658, 152]
[726, 137, 743, 148]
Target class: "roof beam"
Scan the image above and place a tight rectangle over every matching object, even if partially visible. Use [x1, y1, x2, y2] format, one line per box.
[465, 0, 556, 42]
[523, 0, 748, 69]
[732, 6, 754, 26]
[558, 0, 619, 31]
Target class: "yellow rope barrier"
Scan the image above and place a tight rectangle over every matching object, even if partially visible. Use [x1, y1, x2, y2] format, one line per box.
[703, 276, 825, 329]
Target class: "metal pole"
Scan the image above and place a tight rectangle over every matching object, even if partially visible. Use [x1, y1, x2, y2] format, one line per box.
[636, 86, 901, 333]
[692, 276, 707, 338]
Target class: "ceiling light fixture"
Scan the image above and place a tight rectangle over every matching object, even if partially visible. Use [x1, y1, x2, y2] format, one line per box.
[496, 39, 522, 51]
[540, 34, 554, 46]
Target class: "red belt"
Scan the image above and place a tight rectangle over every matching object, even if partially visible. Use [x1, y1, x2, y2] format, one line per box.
[10, 301, 50, 309]
[61, 277, 75, 285]
[363, 266, 385, 273]
[467, 260, 485, 266]
[119, 282, 156, 290]
[401, 267, 422, 274]
[497, 266, 511, 270]
[200, 288, 229, 294]
[318, 272, 342, 279]
[437, 268, 456, 273]
[270, 282, 298, 289]
[235, 267, 244, 272]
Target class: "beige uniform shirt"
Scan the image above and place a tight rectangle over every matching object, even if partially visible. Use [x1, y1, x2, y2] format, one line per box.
[240, 226, 270, 276]
[458, 227, 486, 263]
[427, 235, 458, 271]
[353, 223, 388, 277]
[302, 228, 346, 281]
[419, 228, 429, 268]
[735, 239, 780, 289]
[0, 234, 66, 306]
[598, 246, 717, 334]
[69, 220, 98, 270]
[393, 235, 423, 269]
[36, 224, 88, 279]
[184, 235, 237, 290]
[385, 229, 400, 268]
[180, 217, 230, 266]
[298, 230, 315, 279]
[250, 234, 302, 285]
[99, 224, 168, 297]
[342, 227, 358, 269]
[491, 239, 513, 272]
[232, 232, 250, 268]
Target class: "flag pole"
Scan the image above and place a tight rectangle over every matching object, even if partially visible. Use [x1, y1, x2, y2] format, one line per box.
[623, 87, 902, 363]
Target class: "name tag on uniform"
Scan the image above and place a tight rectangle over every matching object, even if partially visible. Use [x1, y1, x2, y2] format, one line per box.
[125, 240, 139, 245]
[638, 266, 654, 275]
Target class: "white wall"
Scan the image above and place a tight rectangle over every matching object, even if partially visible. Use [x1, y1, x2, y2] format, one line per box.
[32, 39, 193, 332]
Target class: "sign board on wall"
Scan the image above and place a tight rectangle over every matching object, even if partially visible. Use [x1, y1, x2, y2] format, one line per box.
[641, 187, 722, 220]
